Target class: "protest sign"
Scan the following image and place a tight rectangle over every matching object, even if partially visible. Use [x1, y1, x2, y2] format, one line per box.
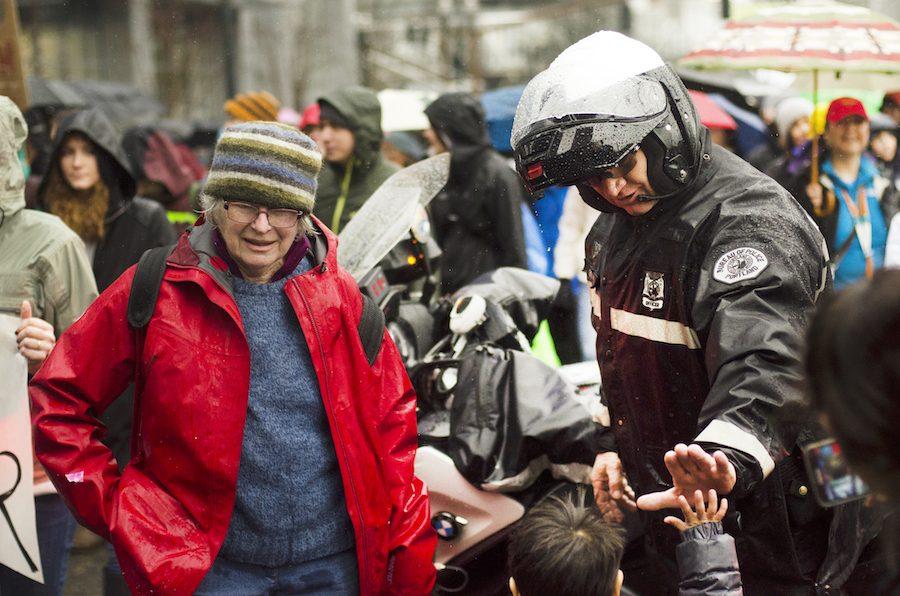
[0, 313, 43, 583]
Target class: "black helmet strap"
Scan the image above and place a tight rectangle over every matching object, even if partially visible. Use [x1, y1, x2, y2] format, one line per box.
[641, 131, 682, 197]
[638, 80, 697, 199]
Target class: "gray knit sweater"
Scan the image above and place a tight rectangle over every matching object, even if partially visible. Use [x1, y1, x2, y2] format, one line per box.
[219, 257, 356, 566]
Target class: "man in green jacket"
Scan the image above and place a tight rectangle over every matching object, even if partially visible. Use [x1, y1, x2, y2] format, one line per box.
[314, 87, 398, 233]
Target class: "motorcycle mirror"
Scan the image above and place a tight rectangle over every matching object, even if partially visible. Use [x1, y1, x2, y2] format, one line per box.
[436, 367, 458, 394]
[449, 295, 487, 336]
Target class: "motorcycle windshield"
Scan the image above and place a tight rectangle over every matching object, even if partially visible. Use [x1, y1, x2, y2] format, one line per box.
[338, 153, 450, 282]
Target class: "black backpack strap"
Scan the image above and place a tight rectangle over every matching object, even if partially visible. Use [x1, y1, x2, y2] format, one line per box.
[127, 245, 176, 329]
[358, 294, 386, 366]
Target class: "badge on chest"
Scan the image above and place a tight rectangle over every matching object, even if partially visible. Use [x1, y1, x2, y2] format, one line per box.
[641, 271, 665, 311]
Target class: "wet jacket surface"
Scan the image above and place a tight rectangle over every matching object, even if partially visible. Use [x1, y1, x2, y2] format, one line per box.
[425, 93, 527, 294]
[30, 219, 437, 595]
[586, 136, 830, 592]
[676, 522, 743, 595]
[314, 87, 399, 233]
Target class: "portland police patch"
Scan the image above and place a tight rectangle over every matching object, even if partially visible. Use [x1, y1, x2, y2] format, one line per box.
[713, 247, 769, 284]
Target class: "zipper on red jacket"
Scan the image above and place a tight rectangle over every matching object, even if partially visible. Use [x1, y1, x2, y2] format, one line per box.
[169, 258, 370, 585]
[293, 280, 371, 588]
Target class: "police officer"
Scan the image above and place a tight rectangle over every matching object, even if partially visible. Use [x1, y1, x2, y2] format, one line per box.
[512, 32, 831, 594]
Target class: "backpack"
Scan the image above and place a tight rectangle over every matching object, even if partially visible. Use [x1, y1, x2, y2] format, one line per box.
[126, 245, 385, 365]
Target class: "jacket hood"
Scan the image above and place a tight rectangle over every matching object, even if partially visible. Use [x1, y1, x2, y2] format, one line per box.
[0, 96, 27, 222]
[425, 92, 491, 150]
[318, 87, 384, 169]
[37, 109, 136, 210]
[425, 93, 492, 186]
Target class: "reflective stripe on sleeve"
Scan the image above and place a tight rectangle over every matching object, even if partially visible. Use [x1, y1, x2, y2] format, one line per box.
[695, 419, 776, 478]
[609, 308, 701, 349]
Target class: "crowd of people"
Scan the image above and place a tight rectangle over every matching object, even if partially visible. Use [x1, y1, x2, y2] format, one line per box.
[1, 27, 899, 596]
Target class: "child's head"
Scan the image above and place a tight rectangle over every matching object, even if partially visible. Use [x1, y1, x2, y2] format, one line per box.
[507, 491, 625, 596]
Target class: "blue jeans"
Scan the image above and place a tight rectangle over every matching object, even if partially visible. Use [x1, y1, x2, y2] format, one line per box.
[195, 549, 359, 595]
[0, 494, 77, 596]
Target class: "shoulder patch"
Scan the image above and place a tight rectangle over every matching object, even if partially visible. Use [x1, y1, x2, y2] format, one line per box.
[713, 247, 769, 284]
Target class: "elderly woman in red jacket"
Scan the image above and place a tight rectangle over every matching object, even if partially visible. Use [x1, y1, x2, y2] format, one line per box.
[30, 121, 436, 595]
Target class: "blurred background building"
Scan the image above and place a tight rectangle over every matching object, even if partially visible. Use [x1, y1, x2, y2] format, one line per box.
[14, 0, 900, 121]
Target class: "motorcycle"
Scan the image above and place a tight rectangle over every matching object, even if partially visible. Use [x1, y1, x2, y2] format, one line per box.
[339, 155, 609, 594]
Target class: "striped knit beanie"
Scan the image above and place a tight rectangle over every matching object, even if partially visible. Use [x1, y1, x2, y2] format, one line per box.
[203, 121, 322, 213]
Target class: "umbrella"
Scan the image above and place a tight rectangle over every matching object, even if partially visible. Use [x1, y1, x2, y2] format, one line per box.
[481, 85, 526, 153]
[27, 76, 166, 130]
[688, 90, 737, 131]
[679, 0, 900, 195]
[706, 93, 771, 157]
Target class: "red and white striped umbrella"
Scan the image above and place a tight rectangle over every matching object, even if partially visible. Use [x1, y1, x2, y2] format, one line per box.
[680, 0, 900, 75]
[680, 0, 900, 188]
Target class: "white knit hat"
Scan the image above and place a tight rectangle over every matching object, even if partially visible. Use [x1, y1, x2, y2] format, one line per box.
[775, 97, 814, 144]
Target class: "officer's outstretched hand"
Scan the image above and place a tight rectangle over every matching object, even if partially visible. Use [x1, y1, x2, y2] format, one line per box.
[590, 452, 637, 523]
[636, 444, 736, 512]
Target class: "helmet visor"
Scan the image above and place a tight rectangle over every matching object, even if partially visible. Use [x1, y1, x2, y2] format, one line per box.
[512, 71, 669, 193]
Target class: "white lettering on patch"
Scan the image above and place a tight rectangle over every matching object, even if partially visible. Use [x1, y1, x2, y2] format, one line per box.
[713, 247, 769, 284]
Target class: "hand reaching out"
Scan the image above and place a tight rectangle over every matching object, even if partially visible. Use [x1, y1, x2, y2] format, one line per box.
[663, 489, 728, 533]
[637, 443, 736, 512]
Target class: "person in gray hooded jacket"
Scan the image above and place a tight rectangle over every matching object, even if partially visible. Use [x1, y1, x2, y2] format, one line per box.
[0, 96, 97, 595]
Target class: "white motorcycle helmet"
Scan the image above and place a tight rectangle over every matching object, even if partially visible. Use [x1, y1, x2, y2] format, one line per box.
[511, 31, 704, 212]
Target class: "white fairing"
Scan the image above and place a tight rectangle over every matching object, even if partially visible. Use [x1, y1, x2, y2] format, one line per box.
[414, 446, 524, 565]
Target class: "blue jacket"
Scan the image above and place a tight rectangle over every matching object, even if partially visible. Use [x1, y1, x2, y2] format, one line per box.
[822, 157, 888, 288]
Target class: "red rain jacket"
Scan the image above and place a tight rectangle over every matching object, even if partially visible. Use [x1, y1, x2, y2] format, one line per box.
[31, 220, 436, 595]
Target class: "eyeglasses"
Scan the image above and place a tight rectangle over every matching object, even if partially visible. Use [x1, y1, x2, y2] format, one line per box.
[223, 201, 303, 228]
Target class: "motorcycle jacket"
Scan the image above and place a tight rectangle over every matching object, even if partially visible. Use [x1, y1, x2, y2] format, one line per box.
[587, 131, 831, 590]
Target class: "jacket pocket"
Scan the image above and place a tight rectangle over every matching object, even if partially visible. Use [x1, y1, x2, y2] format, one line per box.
[111, 465, 210, 594]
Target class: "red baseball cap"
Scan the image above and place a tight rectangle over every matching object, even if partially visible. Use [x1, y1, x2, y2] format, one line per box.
[826, 97, 868, 124]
